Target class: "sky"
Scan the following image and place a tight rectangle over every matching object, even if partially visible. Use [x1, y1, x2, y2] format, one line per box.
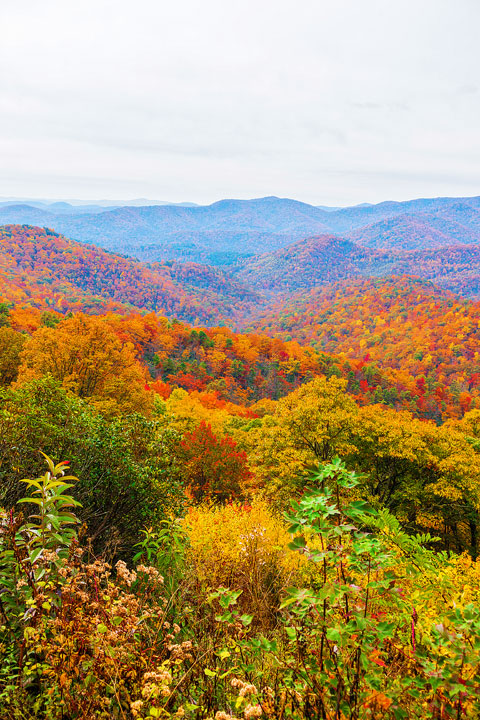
[0, 0, 479, 207]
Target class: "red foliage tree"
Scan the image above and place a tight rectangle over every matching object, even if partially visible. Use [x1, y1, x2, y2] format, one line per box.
[179, 421, 251, 501]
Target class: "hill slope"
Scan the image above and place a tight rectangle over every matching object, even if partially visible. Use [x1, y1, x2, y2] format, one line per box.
[346, 214, 480, 250]
[0, 198, 332, 264]
[0, 225, 258, 324]
[235, 233, 480, 300]
[4, 225, 480, 421]
[321, 195, 480, 234]
[235, 235, 373, 292]
[247, 276, 480, 419]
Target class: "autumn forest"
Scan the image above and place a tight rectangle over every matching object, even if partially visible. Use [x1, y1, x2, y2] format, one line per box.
[1, 198, 480, 720]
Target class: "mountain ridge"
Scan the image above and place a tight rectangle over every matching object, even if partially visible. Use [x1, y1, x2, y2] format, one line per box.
[2, 194, 480, 265]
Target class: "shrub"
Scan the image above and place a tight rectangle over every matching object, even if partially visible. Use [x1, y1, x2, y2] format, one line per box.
[0, 457, 190, 719]
[235, 459, 480, 719]
[1, 455, 479, 719]
[184, 499, 302, 627]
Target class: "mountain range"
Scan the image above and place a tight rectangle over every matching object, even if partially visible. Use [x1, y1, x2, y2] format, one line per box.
[1, 194, 480, 266]
[233, 234, 480, 298]
[2, 192, 480, 330]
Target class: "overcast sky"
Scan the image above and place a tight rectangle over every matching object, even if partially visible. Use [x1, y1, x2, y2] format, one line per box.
[0, 0, 479, 206]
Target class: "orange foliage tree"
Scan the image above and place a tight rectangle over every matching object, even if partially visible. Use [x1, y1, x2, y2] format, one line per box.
[16, 314, 151, 415]
[0, 326, 25, 386]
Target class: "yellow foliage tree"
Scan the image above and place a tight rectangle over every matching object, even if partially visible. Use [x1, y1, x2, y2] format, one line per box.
[16, 314, 151, 415]
[248, 376, 358, 497]
[0, 326, 26, 386]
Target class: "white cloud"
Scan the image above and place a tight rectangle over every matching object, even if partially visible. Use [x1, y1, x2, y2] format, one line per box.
[0, 0, 479, 205]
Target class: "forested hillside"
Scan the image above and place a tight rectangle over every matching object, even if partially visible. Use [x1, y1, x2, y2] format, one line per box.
[0, 197, 332, 263]
[3, 225, 480, 423]
[0, 225, 257, 324]
[2, 304, 480, 553]
[250, 276, 480, 419]
[345, 214, 480, 250]
[1, 299, 480, 718]
[235, 235, 373, 292]
[235, 234, 480, 299]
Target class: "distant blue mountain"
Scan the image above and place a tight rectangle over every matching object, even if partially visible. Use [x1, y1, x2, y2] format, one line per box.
[1, 194, 479, 264]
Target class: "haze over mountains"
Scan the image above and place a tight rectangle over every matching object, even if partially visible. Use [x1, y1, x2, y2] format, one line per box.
[0, 197, 198, 213]
[1, 194, 480, 268]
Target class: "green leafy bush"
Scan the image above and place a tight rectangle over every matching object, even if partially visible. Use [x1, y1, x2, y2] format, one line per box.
[0, 377, 184, 553]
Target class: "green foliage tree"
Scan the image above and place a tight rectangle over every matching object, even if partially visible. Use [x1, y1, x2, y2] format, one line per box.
[0, 377, 183, 553]
[0, 301, 12, 327]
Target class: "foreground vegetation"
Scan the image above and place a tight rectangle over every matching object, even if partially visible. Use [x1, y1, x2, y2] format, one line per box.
[1, 456, 479, 719]
[0, 303, 480, 718]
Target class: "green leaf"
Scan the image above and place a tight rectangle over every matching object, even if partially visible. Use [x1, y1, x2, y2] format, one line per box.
[29, 547, 43, 564]
[326, 628, 342, 643]
[346, 500, 377, 517]
[289, 535, 307, 550]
